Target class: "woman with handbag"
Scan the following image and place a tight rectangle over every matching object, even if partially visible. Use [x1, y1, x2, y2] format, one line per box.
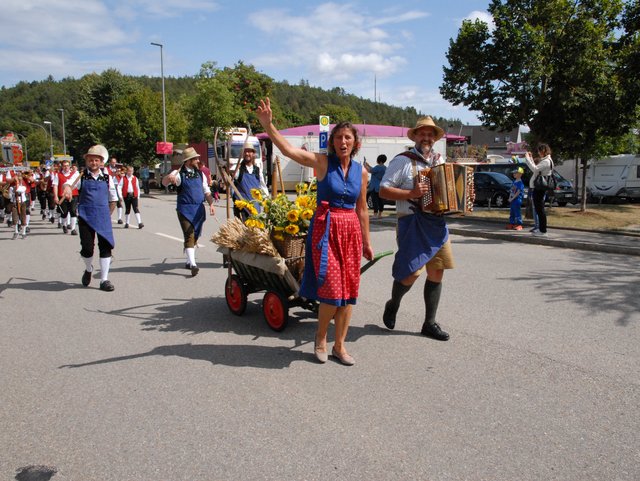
[525, 143, 553, 236]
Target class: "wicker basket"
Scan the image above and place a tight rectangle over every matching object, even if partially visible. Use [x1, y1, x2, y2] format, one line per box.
[270, 233, 306, 282]
[270, 233, 306, 259]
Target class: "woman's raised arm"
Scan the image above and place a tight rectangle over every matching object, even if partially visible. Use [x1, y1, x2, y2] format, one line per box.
[256, 98, 327, 175]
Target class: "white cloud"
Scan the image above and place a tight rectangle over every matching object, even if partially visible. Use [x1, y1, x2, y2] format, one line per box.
[248, 2, 425, 83]
[371, 10, 429, 26]
[0, 0, 129, 49]
[464, 10, 495, 31]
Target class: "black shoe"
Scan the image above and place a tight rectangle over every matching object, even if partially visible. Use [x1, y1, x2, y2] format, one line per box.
[124, 223, 129, 229]
[99, 280, 115, 292]
[50, 218, 55, 224]
[42, 213, 46, 220]
[117, 219, 123, 224]
[185, 262, 192, 270]
[62, 225, 67, 234]
[420, 322, 449, 341]
[138, 223, 144, 229]
[382, 300, 397, 330]
[57, 223, 61, 228]
[70, 229, 77, 235]
[190, 265, 199, 277]
[26, 227, 30, 233]
[82, 270, 92, 287]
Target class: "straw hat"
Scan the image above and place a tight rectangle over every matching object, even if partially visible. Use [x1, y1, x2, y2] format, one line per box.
[182, 147, 200, 162]
[83, 145, 109, 162]
[407, 116, 445, 142]
[242, 140, 256, 152]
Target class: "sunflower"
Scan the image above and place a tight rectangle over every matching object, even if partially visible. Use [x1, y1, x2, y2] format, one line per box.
[251, 189, 262, 201]
[247, 204, 258, 216]
[234, 200, 248, 210]
[286, 209, 300, 222]
[301, 208, 314, 221]
[285, 224, 300, 235]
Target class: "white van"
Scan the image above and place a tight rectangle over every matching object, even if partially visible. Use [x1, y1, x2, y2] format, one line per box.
[214, 128, 264, 178]
[587, 154, 640, 200]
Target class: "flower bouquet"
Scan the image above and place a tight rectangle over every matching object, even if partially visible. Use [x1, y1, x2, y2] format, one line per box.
[234, 181, 317, 279]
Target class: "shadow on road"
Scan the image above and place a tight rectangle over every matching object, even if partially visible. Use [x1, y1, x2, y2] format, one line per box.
[510, 251, 640, 327]
[61, 296, 414, 369]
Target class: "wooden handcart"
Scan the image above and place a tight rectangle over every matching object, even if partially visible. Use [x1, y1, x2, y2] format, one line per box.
[219, 247, 393, 332]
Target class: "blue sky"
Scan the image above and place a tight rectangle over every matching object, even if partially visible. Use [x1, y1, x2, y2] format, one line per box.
[1, 0, 495, 124]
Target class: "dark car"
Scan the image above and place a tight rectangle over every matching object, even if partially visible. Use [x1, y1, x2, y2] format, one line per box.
[474, 162, 576, 206]
[473, 171, 513, 208]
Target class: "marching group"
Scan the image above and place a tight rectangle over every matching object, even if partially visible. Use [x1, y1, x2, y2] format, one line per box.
[0, 151, 146, 290]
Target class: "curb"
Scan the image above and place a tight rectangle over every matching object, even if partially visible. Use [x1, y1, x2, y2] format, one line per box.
[447, 226, 640, 257]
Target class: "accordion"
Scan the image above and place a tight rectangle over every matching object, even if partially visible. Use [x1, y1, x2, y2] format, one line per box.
[416, 163, 475, 214]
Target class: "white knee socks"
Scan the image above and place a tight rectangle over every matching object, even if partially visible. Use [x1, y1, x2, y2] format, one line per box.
[185, 247, 196, 267]
[100, 257, 111, 282]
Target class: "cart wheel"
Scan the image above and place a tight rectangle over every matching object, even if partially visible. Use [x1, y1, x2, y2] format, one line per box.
[262, 291, 289, 332]
[225, 275, 247, 316]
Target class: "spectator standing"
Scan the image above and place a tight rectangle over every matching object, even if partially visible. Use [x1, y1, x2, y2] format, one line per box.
[139, 164, 150, 195]
[507, 167, 525, 230]
[525, 144, 553, 237]
[364, 154, 387, 218]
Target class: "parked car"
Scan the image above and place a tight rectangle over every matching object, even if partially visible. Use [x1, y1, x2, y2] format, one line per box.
[473, 171, 513, 207]
[366, 190, 396, 209]
[474, 162, 576, 206]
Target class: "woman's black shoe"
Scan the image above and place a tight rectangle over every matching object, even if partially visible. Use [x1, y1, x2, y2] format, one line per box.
[82, 270, 92, 287]
[99, 280, 115, 292]
[420, 322, 449, 341]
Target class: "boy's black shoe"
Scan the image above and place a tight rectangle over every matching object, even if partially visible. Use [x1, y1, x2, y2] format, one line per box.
[62, 225, 67, 234]
[138, 223, 144, 229]
[420, 322, 450, 341]
[82, 270, 92, 287]
[99, 280, 115, 292]
[190, 265, 200, 277]
[117, 219, 123, 224]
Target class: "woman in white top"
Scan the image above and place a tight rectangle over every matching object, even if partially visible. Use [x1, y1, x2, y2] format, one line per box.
[525, 143, 553, 236]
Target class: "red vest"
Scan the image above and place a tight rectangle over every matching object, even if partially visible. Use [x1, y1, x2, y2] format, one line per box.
[58, 171, 78, 197]
[122, 175, 139, 197]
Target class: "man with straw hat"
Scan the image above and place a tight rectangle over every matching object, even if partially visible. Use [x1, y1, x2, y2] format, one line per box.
[378, 116, 453, 341]
[162, 147, 216, 277]
[62, 144, 116, 291]
[232, 140, 269, 220]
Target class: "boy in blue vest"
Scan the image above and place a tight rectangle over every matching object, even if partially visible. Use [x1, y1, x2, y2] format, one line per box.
[507, 167, 525, 230]
[63, 145, 116, 291]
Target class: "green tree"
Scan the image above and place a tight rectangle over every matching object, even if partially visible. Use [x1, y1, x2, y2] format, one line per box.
[308, 104, 361, 124]
[187, 62, 241, 142]
[216, 61, 274, 132]
[440, 0, 640, 210]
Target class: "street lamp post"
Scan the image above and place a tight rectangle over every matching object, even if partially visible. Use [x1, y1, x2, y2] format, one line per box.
[57, 108, 66, 155]
[150, 42, 168, 190]
[17, 120, 49, 162]
[43, 121, 54, 160]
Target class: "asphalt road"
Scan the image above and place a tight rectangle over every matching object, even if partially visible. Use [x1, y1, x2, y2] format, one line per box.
[1, 194, 639, 481]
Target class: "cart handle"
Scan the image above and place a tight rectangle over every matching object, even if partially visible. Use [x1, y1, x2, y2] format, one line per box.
[360, 250, 394, 275]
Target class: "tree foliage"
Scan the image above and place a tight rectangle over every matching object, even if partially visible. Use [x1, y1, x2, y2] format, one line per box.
[0, 62, 464, 166]
[440, 0, 640, 209]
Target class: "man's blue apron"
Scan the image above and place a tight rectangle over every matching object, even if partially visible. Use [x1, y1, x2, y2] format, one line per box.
[392, 210, 448, 281]
[77, 173, 114, 248]
[177, 171, 206, 240]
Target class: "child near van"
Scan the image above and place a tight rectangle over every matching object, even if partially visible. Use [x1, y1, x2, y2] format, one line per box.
[507, 167, 525, 230]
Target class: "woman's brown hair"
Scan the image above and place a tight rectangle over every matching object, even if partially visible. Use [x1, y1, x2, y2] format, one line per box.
[537, 143, 552, 157]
